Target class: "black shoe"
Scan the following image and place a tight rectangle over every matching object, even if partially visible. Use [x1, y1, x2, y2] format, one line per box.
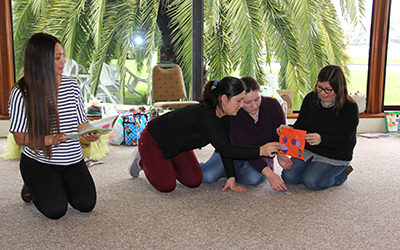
[21, 184, 32, 203]
[345, 165, 353, 175]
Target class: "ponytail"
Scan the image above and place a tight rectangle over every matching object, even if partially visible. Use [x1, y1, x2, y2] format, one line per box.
[199, 76, 246, 110]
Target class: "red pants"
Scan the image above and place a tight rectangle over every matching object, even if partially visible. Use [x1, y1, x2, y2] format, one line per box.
[138, 127, 202, 192]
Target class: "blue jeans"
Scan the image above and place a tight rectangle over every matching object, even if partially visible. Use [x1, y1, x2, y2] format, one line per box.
[281, 157, 348, 191]
[200, 152, 266, 186]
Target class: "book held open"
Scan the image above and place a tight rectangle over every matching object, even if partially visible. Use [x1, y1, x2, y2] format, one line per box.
[62, 115, 118, 140]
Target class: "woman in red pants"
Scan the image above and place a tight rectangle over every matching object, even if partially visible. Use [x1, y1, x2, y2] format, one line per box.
[130, 76, 281, 193]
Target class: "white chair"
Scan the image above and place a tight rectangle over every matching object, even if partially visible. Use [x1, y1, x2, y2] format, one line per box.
[108, 64, 120, 83]
[65, 59, 91, 102]
[123, 67, 148, 97]
[89, 63, 120, 104]
[77, 73, 92, 103]
[64, 59, 80, 78]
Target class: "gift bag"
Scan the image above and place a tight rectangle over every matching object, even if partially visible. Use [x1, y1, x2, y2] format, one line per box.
[107, 116, 125, 145]
[123, 113, 150, 146]
[279, 127, 307, 160]
[384, 111, 400, 133]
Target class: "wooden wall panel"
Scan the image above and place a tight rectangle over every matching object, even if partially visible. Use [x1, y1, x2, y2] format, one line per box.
[0, 0, 14, 117]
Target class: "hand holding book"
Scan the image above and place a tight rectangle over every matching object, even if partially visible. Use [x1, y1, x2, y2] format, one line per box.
[62, 115, 118, 140]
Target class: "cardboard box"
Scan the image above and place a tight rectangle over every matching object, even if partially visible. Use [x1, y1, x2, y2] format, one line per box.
[277, 89, 293, 114]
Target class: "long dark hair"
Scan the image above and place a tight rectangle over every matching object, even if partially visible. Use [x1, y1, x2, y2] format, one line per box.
[312, 65, 354, 115]
[16, 33, 61, 159]
[199, 76, 246, 111]
[241, 77, 260, 93]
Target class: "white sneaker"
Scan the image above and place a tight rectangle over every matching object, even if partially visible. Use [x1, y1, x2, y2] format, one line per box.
[129, 148, 142, 178]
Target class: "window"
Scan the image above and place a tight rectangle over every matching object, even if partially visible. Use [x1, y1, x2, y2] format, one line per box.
[334, 0, 373, 105]
[384, 1, 400, 107]
[0, 0, 393, 116]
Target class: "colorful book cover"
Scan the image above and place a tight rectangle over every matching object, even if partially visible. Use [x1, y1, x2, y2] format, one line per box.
[62, 115, 118, 140]
[384, 111, 400, 133]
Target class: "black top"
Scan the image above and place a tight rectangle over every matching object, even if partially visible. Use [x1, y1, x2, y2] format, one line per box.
[293, 92, 359, 161]
[147, 104, 260, 178]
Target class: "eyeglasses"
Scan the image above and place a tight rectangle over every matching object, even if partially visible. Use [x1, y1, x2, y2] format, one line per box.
[316, 85, 334, 94]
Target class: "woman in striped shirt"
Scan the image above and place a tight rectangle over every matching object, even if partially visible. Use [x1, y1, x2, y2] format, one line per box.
[8, 33, 100, 219]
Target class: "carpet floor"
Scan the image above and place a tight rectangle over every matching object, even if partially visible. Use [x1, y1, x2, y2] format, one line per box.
[0, 135, 399, 249]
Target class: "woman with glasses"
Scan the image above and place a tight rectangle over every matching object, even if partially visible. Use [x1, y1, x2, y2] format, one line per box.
[277, 65, 359, 190]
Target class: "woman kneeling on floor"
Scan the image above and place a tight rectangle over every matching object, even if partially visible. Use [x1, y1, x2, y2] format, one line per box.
[277, 65, 359, 191]
[9, 33, 100, 219]
[129, 76, 281, 193]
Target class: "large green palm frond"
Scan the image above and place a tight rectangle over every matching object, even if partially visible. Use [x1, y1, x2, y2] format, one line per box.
[261, 0, 309, 107]
[287, 0, 318, 84]
[109, 0, 145, 101]
[318, 1, 351, 66]
[298, 0, 350, 83]
[203, 0, 232, 81]
[90, 0, 106, 49]
[90, 0, 134, 96]
[338, 0, 366, 28]
[12, 0, 365, 106]
[140, 0, 160, 85]
[169, 0, 195, 98]
[90, 0, 157, 100]
[33, 0, 92, 63]
[60, 0, 91, 62]
[228, 0, 265, 82]
[71, 10, 95, 69]
[12, 0, 44, 80]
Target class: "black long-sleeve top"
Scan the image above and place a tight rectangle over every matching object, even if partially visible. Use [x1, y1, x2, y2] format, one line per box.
[147, 104, 260, 178]
[229, 96, 285, 172]
[293, 92, 359, 161]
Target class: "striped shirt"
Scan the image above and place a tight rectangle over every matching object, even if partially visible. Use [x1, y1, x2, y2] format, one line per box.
[9, 76, 89, 165]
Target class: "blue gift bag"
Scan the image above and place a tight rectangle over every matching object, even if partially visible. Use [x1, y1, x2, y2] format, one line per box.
[123, 113, 150, 146]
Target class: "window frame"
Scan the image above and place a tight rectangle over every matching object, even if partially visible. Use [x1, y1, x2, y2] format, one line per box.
[0, 0, 395, 118]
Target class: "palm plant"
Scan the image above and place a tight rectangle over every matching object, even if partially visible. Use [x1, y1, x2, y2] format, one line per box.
[12, 0, 365, 107]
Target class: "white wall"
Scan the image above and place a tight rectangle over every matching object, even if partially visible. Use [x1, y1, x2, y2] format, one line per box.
[285, 117, 386, 134]
[0, 117, 387, 138]
[0, 120, 10, 137]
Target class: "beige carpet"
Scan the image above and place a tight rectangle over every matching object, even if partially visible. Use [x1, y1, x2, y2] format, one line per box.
[0, 135, 399, 249]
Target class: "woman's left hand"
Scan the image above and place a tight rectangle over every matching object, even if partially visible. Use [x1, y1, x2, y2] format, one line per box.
[277, 152, 293, 170]
[222, 177, 246, 193]
[80, 133, 101, 142]
[304, 133, 321, 146]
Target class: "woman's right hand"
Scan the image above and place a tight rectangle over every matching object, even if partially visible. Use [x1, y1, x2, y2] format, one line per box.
[276, 124, 289, 136]
[222, 177, 246, 193]
[260, 142, 281, 157]
[47, 133, 67, 146]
